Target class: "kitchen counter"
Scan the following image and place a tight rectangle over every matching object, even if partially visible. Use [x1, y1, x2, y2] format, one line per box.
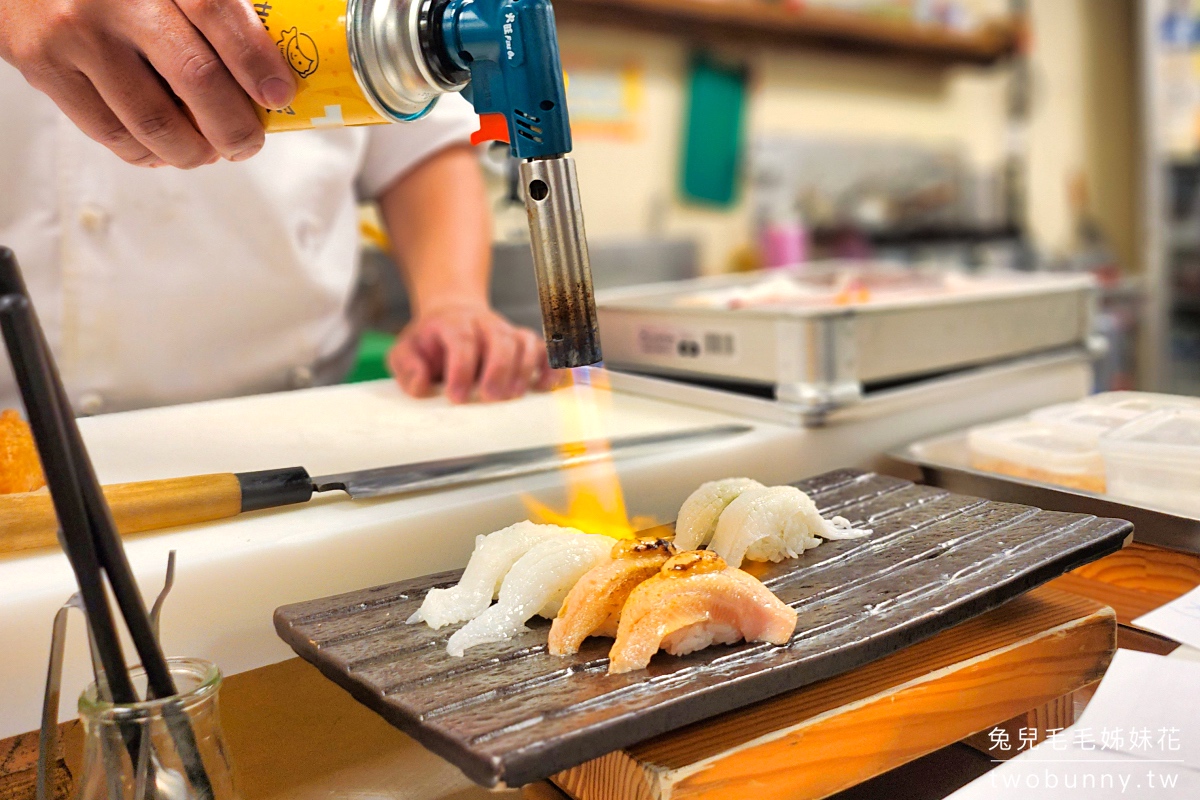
[0, 359, 1091, 739]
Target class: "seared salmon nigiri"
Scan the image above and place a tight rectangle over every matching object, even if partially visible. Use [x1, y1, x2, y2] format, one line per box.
[548, 536, 676, 656]
[607, 550, 797, 674]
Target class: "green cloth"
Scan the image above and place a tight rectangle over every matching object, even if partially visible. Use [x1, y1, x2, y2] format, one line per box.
[680, 52, 749, 207]
[346, 330, 396, 383]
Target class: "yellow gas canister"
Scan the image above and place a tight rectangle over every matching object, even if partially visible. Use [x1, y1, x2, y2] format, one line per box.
[251, 0, 466, 132]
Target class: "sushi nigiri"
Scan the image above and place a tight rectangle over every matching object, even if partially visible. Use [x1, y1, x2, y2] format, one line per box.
[607, 550, 797, 674]
[408, 521, 576, 629]
[709, 486, 870, 568]
[673, 478, 763, 551]
[446, 533, 614, 657]
[548, 536, 676, 656]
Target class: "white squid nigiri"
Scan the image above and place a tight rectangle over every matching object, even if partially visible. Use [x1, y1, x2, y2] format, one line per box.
[445, 533, 614, 657]
[674, 478, 764, 551]
[407, 521, 577, 629]
[709, 486, 871, 568]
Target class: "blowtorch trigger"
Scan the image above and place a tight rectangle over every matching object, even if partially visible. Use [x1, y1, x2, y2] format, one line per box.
[471, 113, 511, 146]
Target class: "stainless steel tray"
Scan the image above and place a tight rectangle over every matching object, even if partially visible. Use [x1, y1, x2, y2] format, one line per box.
[597, 264, 1095, 415]
[889, 431, 1200, 555]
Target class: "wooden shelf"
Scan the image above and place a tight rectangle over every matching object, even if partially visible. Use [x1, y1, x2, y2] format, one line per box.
[554, 0, 1021, 66]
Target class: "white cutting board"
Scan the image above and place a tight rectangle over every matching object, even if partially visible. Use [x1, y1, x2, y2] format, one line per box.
[0, 355, 1090, 739]
[76, 377, 724, 481]
[0, 378, 786, 737]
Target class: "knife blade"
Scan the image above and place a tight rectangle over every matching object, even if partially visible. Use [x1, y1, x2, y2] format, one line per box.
[0, 423, 753, 553]
[312, 423, 753, 498]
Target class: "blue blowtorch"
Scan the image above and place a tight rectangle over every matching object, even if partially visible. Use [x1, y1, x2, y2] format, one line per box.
[384, 0, 601, 369]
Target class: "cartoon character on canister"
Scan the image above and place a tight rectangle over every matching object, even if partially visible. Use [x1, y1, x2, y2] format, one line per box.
[277, 28, 319, 78]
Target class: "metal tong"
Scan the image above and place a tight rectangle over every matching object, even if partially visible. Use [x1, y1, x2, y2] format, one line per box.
[0, 247, 212, 799]
[37, 554, 178, 800]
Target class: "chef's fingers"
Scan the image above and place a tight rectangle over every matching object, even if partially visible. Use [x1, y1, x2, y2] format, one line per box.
[137, 9, 265, 161]
[388, 335, 434, 398]
[441, 325, 481, 404]
[513, 329, 545, 394]
[414, 328, 447, 384]
[525, 331, 558, 391]
[478, 324, 520, 402]
[25, 67, 164, 166]
[172, 0, 296, 111]
[79, 45, 217, 168]
[508, 331, 531, 396]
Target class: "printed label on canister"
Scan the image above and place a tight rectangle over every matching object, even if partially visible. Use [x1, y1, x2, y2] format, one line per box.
[253, 0, 387, 131]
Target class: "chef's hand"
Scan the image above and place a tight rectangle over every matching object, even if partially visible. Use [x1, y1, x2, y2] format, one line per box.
[0, 0, 295, 168]
[388, 303, 557, 404]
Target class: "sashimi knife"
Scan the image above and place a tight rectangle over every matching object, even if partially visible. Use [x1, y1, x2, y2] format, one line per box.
[0, 424, 751, 553]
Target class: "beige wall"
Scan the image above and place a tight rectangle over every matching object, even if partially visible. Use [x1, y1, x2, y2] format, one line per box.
[547, 0, 1138, 274]
[1025, 0, 1138, 272]
[1079, 0, 1139, 274]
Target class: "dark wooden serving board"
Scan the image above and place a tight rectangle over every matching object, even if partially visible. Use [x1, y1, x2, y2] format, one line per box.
[274, 469, 1133, 788]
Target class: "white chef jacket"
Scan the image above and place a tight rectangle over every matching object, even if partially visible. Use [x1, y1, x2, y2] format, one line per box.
[0, 63, 478, 414]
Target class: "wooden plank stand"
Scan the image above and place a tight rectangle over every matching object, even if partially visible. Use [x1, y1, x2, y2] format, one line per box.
[551, 587, 1115, 800]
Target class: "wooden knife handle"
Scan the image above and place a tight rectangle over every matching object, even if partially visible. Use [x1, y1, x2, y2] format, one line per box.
[0, 467, 313, 555]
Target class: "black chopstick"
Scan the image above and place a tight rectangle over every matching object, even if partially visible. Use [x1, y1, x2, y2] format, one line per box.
[0, 292, 153, 797]
[0, 250, 175, 697]
[40, 330, 215, 799]
[0, 249, 213, 798]
[0, 293, 140, 707]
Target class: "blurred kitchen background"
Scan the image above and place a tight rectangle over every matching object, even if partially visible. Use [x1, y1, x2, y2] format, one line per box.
[354, 0, 1200, 399]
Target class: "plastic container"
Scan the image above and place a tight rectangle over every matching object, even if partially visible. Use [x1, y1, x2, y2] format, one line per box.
[967, 419, 1106, 493]
[1100, 407, 1200, 517]
[1029, 402, 1143, 446]
[1081, 391, 1200, 414]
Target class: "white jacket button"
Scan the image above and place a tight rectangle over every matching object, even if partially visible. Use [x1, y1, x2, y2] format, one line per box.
[78, 205, 111, 234]
[289, 365, 314, 389]
[77, 392, 105, 415]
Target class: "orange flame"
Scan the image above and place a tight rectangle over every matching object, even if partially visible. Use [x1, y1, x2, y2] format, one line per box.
[523, 369, 655, 538]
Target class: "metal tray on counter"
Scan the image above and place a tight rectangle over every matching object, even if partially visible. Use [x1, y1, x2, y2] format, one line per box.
[889, 431, 1200, 555]
[596, 264, 1095, 416]
[274, 469, 1131, 788]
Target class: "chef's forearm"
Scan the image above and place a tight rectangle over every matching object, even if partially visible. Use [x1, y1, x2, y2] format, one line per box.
[377, 144, 492, 316]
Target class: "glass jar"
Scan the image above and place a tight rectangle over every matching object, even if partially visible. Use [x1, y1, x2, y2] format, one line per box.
[76, 658, 237, 800]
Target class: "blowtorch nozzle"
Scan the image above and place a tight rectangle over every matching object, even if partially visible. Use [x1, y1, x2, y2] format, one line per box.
[520, 156, 602, 370]
[430, 0, 601, 368]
